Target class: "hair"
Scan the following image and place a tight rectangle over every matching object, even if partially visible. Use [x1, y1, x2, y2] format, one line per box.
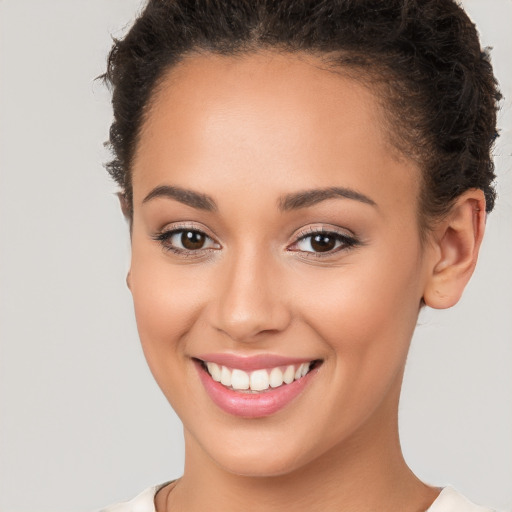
[102, 0, 501, 229]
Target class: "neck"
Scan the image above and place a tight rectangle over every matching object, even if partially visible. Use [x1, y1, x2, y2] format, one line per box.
[160, 383, 439, 512]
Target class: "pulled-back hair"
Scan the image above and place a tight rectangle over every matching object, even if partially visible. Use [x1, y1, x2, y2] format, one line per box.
[103, 0, 501, 227]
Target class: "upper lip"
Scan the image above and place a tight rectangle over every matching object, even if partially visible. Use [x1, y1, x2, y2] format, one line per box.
[195, 353, 318, 372]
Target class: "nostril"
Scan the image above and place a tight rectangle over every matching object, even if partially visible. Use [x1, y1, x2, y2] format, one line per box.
[211, 300, 292, 342]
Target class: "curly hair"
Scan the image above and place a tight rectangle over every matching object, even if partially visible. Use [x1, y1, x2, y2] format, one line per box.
[102, 0, 501, 227]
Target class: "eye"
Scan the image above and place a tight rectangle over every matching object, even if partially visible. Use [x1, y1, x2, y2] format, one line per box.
[290, 229, 358, 256]
[153, 227, 220, 255]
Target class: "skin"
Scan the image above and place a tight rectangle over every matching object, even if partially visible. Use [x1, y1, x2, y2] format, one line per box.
[126, 51, 486, 512]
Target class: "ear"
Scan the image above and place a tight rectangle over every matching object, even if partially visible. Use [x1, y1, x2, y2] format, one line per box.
[423, 189, 486, 309]
[117, 191, 131, 220]
[118, 191, 133, 291]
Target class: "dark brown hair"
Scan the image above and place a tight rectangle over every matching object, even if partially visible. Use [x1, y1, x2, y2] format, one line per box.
[102, 0, 501, 227]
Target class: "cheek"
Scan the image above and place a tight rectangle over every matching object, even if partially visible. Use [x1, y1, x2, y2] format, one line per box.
[295, 245, 424, 382]
[128, 241, 207, 385]
[131, 268, 194, 343]
[279, 251, 425, 447]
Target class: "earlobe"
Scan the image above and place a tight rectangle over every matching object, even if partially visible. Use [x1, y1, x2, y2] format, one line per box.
[126, 270, 132, 291]
[423, 189, 486, 309]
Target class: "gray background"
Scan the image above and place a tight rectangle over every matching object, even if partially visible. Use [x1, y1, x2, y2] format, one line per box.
[0, 1, 510, 511]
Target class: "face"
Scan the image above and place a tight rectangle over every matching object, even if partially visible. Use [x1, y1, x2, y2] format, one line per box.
[129, 52, 433, 477]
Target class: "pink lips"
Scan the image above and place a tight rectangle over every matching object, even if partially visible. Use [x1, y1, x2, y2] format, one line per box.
[194, 354, 319, 419]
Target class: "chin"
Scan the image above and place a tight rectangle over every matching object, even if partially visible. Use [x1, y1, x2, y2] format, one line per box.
[191, 425, 319, 478]
[213, 450, 305, 478]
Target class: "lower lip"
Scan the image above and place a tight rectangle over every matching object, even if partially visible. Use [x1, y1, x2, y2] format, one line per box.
[195, 360, 317, 418]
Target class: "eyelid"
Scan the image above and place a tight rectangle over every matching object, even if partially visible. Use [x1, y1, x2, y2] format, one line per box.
[158, 220, 217, 237]
[151, 222, 222, 256]
[292, 224, 356, 242]
[151, 222, 359, 258]
[287, 225, 360, 256]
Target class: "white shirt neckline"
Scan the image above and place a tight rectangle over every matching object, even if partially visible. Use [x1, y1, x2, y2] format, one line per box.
[100, 483, 495, 512]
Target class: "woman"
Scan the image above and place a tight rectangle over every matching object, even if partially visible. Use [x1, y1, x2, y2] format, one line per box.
[99, 1, 501, 510]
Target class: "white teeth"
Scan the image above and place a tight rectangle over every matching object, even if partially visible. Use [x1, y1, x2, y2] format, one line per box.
[220, 366, 232, 387]
[269, 367, 284, 388]
[204, 361, 315, 391]
[250, 369, 270, 391]
[206, 362, 221, 382]
[231, 369, 250, 390]
[283, 365, 295, 384]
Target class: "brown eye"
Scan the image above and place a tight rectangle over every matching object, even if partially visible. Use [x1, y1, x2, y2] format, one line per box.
[153, 227, 220, 254]
[181, 230, 206, 250]
[292, 230, 358, 256]
[310, 234, 337, 252]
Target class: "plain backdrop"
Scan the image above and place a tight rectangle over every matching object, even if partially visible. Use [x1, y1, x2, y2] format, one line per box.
[0, 1, 511, 511]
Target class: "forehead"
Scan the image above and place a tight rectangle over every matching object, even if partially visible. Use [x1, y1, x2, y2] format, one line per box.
[139, 51, 387, 158]
[132, 51, 420, 214]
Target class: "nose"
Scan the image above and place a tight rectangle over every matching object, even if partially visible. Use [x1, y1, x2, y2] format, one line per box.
[208, 249, 292, 343]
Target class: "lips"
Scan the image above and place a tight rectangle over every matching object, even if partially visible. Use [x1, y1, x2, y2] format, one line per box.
[194, 354, 322, 418]
[196, 353, 315, 372]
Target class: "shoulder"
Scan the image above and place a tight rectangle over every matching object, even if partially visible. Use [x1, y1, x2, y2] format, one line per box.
[428, 486, 497, 512]
[97, 483, 169, 512]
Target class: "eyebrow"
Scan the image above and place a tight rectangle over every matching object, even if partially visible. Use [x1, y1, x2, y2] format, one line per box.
[142, 185, 217, 211]
[278, 186, 377, 210]
[142, 184, 376, 212]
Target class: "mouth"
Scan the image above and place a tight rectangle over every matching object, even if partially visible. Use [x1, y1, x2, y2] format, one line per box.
[193, 356, 323, 418]
[197, 359, 322, 393]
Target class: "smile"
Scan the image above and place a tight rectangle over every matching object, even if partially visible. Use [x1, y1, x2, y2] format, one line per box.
[194, 356, 322, 418]
[203, 361, 314, 393]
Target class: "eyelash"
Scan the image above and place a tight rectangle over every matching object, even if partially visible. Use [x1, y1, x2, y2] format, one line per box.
[152, 224, 360, 259]
[152, 223, 220, 259]
[290, 227, 359, 258]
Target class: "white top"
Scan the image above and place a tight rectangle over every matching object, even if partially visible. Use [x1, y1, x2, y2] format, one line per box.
[98, 484, 496, 512]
